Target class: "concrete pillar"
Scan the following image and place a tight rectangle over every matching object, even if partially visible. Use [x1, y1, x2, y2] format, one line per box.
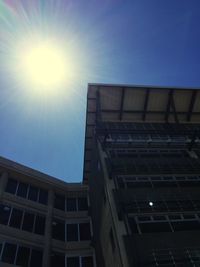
[0, 172, 8, 199]
[42, 189, 54, 267]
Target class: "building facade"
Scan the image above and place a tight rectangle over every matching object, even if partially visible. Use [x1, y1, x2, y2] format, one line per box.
[0, 157, 95, 267]
[83, 84, 200, 266]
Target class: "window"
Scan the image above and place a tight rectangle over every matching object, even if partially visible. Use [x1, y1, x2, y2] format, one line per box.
[67, 257, 79, 267]
[9, 208, 23, 229]
[30, 249, 43, 267]
[5, 178, 17, 194]
[54, 194, 65, 211]
[28, 186, 39, 201]
[2, 243, 17, 264]
[67, 224, 78, 241]
[82, 256, 94, 267]
[38, 189, 48, 205]
[0, 204, 11, 225]
[6, 178, 48, 205]
[52, 219, 65, 241]
[66, 198, 77, 211]
[17, 182, 28, 198]
[51, 251, 65, 267]
[22, 212, 35, 232]
[78, 197, 88, 211]
[16, 246, 30, 266]
[139, 222, 171, 233]
[79, 223, 91, 241]
[34, 215, 46, 235]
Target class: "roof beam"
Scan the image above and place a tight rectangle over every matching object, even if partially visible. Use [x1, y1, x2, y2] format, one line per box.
[171, 94, 179, 124]
[187, 90, 197, 122]
[165, 90, 173, 122]
[119, 87, 125, 121]
[142, 89, 150, 121]
[96, 87, 102, 123]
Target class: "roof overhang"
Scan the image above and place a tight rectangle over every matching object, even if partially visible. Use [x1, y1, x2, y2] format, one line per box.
[83, 83, 200, 182]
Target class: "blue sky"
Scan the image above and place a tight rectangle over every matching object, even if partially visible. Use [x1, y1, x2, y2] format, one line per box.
[0, 0, 200, 182]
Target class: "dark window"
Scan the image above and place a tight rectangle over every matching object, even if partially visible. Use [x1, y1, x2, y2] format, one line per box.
[54, 194, 65, 211]
[38, 189, 48, 205]
[16, 246, 30, 267]
[67, 257, 80, 267]
[22, 212, 35, 232]
[128, 217, 139, 234]
[51, 251, 65, 267]
[17, 182, 28, 198]
[79, 223, 91, 241]
[28, 186, 39, 201]
[30, 249, 43, 267]
[34, 215, 45, 235]
[67, 224, 78, 241]
[78, 197, 88, 211]
[140, 222, 171, 233]
[5, 178, 17, 194]
[52, 219, 65, 241]
[82, 256, 94, 267]
[2, 243, 17, 264]
[66, 198, 77, 211]
[9, 208, 23, 229]
[172, 221, 200, 232]
[0, 204, 11, 225]
[109, 228, 115, 252]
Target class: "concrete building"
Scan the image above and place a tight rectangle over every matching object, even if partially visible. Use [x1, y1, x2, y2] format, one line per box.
[83, 84, 200, 267]
[0, 157, 95, 267]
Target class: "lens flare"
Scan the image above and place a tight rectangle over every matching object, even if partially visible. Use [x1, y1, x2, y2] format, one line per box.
[15, 38, 68, 93]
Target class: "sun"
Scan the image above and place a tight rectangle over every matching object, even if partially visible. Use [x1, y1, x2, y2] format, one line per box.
[13, 35, 74, 95]
[21, 41, 67, 90]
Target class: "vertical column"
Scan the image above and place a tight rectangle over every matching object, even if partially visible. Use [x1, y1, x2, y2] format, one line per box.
[0, 172, 8, 199]
[43, 189, 54, 267]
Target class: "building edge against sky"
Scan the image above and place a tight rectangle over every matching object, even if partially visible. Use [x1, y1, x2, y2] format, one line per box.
[84, 83, 200, 266]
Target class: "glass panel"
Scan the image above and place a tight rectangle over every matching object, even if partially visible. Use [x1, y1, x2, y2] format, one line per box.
[17, 182, 28, 198]
[79, 223, 91, 241]
[28, 186, 39, 201]
[34, 215, 46, 235]
[16, 246, 30, 267]
[9, 208, 23, 229]
[78, 197, 88, 211]
[67, 257, 80, 267]
[54, 194, 65, 211]
[38, 189, 48, 205]
[22, 212, 35, 232]
[140, 222, 171, 233]
[52, 219, 65, 241]
[66, 198, 77, 211]
[30, 249, 43, 267]
[2, 243, 17, 264]
[66, 224, 78, 241]
[5, 178, 17, 194]
[82, 256, 94, 267]
[0, 204, 11, 225]
[51, 251, 65, 267]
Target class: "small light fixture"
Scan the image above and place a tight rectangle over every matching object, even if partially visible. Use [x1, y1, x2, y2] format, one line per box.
[149, 201, 153, 207]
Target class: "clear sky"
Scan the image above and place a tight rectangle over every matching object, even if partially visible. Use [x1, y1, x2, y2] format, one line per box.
[0, 0, 200, 182]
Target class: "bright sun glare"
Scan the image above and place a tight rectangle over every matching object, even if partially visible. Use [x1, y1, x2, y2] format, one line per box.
[13, 35, 76, 95]
[17, 38, 68, 93]
[21, 41, 67, 90]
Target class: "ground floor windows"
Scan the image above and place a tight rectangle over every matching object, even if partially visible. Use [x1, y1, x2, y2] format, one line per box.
[0, 241, 43, 267]
[51, 252, 94, 267]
